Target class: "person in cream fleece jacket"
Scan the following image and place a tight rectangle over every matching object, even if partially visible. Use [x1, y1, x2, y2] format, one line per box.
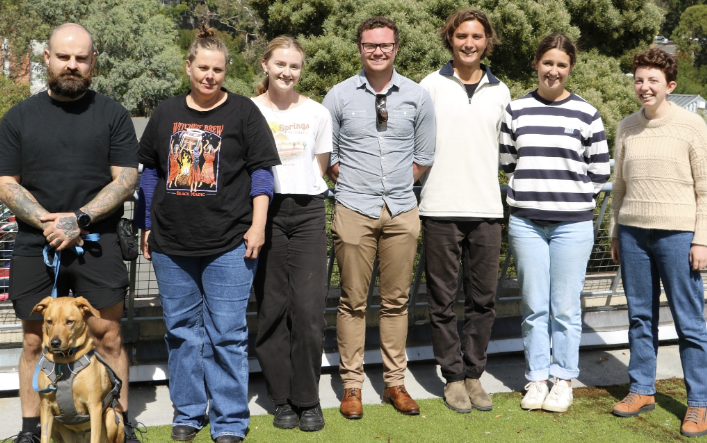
[418, 8, 510, 415]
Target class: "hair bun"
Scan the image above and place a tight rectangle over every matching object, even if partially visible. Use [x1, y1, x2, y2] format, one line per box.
[197, 24, 215, 39]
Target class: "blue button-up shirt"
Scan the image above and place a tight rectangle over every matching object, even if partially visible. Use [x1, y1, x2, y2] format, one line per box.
[323, 69, 436, 219]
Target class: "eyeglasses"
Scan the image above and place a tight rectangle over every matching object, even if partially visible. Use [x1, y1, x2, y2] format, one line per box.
[361, 42, 396, 53]
[376, 94, 388, 124]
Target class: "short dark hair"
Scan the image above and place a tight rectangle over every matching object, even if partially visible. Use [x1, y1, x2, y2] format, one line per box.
[534, 33, 577, 66]
[439, 8, 499, 59]
[357, 16, 399, 44]
[632, 48, 678, 84]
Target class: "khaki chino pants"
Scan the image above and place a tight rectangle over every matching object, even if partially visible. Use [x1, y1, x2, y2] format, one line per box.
[332, 203, 420, 389]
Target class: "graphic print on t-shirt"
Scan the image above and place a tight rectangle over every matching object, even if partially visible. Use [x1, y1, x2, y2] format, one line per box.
[167, 123, 223, 195]
[267, 120, 310, 165]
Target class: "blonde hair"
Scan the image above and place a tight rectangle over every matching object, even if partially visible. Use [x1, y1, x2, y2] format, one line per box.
[187, 24, 229, 63]
[257, 36, 305, 95]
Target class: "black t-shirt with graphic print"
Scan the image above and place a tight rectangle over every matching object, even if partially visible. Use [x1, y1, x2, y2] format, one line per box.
[138, 90, 281, 256]
[0, 90, 139, 256]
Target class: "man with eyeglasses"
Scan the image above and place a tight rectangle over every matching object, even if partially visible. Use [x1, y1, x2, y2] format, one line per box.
[323, 16, 435, 420]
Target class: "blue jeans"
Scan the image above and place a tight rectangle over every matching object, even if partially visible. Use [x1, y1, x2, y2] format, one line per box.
[151, 242, 257, 439]
[508, 215, 594, 381]
[619, 225, 707, 406]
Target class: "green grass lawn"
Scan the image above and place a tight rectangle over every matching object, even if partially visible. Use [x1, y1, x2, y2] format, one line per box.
[141, 378, 695, 442]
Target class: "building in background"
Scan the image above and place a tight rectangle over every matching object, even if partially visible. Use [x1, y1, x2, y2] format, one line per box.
[669, 94, 707, 113]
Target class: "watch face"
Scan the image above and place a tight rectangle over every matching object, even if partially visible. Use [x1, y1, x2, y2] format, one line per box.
[77, 213, 91, 228]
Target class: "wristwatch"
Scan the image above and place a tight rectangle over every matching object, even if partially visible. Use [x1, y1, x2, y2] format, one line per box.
[74, 210, 92, 230]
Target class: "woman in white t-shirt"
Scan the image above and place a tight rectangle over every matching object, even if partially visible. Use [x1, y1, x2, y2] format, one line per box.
[251, 36, 332, 432]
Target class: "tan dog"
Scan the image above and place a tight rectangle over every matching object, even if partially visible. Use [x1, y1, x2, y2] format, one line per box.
[30, 296, 124, 443]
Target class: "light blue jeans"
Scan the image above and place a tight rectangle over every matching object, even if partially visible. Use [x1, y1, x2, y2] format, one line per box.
[151, 242, 257, 440]
[508, 215, 594, 381]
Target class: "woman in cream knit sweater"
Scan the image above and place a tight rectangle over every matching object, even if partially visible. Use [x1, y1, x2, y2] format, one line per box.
[610, 48, 707, 437]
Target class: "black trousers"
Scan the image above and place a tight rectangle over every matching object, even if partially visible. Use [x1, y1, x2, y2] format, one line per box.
[253, 194, 328, 407]
[422, 219, 502, 382]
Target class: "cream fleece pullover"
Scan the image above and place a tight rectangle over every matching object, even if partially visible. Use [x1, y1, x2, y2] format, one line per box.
[418, 62, 511, 218]
[609, 103, 707, 245]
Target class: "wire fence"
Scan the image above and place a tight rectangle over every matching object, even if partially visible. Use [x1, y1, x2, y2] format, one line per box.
[0, 185, 620, 307]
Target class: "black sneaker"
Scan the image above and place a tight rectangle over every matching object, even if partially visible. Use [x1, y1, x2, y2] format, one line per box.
[299, 404, 325, 432]
[214, 436, 243, 443]
[124, 420, 146, 443]
[171, 425, 197, 441]
[273, 403, 298, 429]
[2, 433, 39, 443]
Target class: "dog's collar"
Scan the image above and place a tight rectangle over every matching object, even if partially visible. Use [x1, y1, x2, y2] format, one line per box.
[43, 346, 80, 358]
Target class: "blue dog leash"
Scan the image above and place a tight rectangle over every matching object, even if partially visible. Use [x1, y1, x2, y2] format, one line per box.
[42, 233, 100, 299]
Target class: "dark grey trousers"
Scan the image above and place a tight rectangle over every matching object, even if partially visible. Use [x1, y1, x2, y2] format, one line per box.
[422, 218, 502, 383]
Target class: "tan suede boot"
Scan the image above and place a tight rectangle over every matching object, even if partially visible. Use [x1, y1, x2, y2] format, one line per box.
[682, 406, 707, 437]
[612, 392, 655, 417]
[444, 381, 472, 413]
[465, 378, 493, 411]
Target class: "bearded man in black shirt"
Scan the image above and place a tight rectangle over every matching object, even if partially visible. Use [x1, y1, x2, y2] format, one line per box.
[0, 23, 141, 443]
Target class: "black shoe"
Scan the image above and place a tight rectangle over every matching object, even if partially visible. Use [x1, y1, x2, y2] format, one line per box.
[171, 425, 197, 441]
[214, 437, 243, 443]
[124, 420, 146, 443]
[299, 404, 325, 432]
[3, 433, 40, 443]
[273, 403, 299, 429]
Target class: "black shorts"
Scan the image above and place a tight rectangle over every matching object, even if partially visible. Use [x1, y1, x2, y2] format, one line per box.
[10, 232, 129, 321]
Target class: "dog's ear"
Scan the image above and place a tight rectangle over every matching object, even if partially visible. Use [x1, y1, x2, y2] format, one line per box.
[74, 297, 101, 319]
[30, 297, 54, 317]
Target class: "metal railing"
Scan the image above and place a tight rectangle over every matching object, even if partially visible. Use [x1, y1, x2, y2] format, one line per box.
[0, 179, 622, 332]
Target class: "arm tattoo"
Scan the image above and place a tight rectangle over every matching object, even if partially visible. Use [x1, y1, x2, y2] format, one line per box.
[56, 216, 79, 239]
[83, 167, 138, 223]
[0, 181, 49, 230]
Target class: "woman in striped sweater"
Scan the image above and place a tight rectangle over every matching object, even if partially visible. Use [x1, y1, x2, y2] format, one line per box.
[500, 33, 610, 412]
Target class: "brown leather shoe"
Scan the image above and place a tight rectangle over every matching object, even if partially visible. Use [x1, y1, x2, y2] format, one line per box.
[612, 392, 655, 417]
[382, 385, 420, 415]
[682, 406, 707, 437]
[340, 388, 363, 419]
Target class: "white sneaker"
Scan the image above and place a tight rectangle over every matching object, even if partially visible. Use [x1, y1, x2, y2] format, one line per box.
[521, 381, 549, 410]
[542, 379, 573, 412]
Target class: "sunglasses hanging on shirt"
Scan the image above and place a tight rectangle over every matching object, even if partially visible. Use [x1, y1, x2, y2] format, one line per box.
[376, 94, 388, 124]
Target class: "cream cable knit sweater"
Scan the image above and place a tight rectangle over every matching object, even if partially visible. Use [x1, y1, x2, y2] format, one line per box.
[610, 103, 707, 245]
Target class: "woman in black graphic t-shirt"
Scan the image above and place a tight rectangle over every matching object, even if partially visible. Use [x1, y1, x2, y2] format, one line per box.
[136, 27, 280, 443]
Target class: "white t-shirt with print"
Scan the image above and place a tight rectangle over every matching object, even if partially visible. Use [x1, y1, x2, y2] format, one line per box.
[252, 98, 333, 195]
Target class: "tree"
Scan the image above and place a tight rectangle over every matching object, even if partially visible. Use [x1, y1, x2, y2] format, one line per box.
[657, 0, 706, 37]
[0, 0, 51, 80]
[8, 0, 183, 115]
[565, 0, 663, 70]
[254, 0, 646, 152]
[0, 74, 30, 119]
[672, 5, 707, 67]
[250, 0, 335, 38]
[81, 0, 182, 115]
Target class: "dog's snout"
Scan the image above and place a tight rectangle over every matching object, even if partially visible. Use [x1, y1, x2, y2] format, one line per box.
[50, 337, 62, 348]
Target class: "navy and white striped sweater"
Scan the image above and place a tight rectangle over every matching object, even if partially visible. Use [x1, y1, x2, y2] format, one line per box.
[499, 91, 610, 222]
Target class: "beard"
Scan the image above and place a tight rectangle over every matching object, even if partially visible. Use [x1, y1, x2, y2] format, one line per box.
[47, 66, 91, 99]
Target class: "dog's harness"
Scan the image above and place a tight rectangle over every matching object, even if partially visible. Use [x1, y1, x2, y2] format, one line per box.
[32, 347, 122, 426]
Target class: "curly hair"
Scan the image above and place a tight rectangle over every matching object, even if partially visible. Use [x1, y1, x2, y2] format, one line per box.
[632, 48, 677, 84]
[439, 8, 499, 59]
